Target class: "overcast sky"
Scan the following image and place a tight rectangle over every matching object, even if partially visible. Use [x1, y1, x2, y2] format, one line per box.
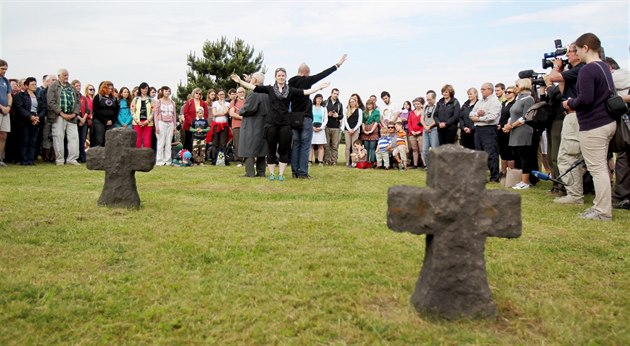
[1, 0, 628, 106]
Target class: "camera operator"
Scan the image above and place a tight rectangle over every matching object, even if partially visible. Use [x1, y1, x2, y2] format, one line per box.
[546, 42, 586, 204]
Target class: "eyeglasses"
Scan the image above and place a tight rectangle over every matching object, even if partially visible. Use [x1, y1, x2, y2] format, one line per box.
[387, 126, 395, 129]
[506, 91, 514, 94]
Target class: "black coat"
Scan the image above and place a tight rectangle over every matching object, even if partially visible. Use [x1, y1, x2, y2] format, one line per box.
[13, 91, 45, 125]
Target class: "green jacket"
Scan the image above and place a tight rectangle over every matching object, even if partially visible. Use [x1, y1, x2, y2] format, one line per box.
[47, 80, 80, 123]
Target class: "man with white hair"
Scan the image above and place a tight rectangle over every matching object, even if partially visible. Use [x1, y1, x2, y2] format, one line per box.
[238, 71, 269, 177]
[470, 82, 502, 183]
[47, 68, 80, 165]
[289, 54, 347, 178]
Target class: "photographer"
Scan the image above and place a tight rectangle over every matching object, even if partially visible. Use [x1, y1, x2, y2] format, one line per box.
[547, 42, 586, 205]
[563, 33, 616, 221]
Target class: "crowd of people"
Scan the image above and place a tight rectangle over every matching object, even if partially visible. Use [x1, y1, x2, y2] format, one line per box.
[0, 33, 628, 221]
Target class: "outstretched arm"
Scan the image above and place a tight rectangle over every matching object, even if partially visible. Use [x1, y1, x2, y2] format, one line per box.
[303, 82, 330, 96]
[231, 73, 256, 90]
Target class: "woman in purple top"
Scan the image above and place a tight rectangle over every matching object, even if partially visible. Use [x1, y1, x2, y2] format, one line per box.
[563, 32, 617, 221]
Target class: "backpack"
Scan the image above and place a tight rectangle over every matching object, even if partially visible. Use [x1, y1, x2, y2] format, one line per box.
[523, 101, 552, 130]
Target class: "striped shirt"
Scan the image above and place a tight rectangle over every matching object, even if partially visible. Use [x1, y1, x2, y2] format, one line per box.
[377, 135, 391, 151]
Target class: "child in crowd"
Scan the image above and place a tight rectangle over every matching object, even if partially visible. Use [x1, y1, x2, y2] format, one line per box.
[375, 127, 392, 169]
[350, 140, 371, 169]
[171, 123, 183, 164]
[393, 120, 408, 170]
[190, 107, 209, 165]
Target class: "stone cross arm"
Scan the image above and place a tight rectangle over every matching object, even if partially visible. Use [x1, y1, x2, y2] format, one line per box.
[387, 186, 521, 239]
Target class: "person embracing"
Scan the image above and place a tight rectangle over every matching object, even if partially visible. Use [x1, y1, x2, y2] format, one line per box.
[231, 68, 330, 181]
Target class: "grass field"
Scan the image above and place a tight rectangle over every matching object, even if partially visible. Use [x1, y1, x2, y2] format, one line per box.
[1, 153, 629, 345]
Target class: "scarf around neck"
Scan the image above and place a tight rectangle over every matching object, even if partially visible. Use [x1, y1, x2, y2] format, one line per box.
[273, 83, 289, 99]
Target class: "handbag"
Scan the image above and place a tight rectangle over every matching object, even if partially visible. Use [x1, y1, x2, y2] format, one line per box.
[610, 114, 630, 152]
[289, 112, 305, 129]
[594, 62, 628, 120]
[504, 167, 522, 188]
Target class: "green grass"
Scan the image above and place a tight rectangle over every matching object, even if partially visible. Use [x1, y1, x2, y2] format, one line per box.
[1, 156, 629, 345]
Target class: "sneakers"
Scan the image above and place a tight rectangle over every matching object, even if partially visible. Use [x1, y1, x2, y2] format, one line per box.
[578, 208, 612, 221]
[613, 199, 630, 210]
[277, 175, 285, 182]
[554, 195, 584, 205]
[0, 161, 6, 167]
[268, 174, 276, 181]
[66, 161, 81, 166]
[512, 181, 532, 190]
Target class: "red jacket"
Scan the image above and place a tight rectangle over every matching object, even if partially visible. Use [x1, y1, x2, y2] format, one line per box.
[182, 99, 208, 131]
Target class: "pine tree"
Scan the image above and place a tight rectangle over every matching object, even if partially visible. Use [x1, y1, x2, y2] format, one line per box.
[176, 37, 264, 104]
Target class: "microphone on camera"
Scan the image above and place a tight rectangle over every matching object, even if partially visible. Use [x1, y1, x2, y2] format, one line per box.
[518, 70, 535, 79]
[531, 170, 565, 185]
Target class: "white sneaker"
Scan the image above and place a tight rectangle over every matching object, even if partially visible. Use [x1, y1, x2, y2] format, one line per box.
[512, 181, 531, 190]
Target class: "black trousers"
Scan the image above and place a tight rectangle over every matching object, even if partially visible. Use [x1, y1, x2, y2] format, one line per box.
[438, 125, 458, 145]
[474, 125, 500, 181]
[613, 150, 630, 201]
[266, 125, 292, 164]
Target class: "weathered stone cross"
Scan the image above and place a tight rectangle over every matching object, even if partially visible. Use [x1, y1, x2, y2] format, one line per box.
[387, 145, 521, 319]
[87, 128, 155, 209]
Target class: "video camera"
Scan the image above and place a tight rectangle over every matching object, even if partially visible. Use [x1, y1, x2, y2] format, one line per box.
[541, 39, 568, 69]
[518, 70, 546, 87]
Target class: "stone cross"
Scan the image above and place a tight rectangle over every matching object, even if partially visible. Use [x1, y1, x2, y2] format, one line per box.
[387, 144, 521, 320]
[87, 128, 155, 209]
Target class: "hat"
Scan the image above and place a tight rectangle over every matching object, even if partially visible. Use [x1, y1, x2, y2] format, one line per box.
[196, 106, 204, 113]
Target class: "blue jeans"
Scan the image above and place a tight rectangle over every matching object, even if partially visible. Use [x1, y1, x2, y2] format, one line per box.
[21, 124, 38, 164]
[364, 140, 377, 163]
[291, 117, 313, 177]
[422, 128, 440, 168]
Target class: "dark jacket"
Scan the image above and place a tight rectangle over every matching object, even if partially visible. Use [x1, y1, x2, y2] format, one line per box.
[435, 97, 461, 127]
[238, 91, 269, 158]
[459, 99, 476, 130]
[13, 91, 45, 125]
[288, 65, 337, 118]
[324, 97, 343, 129]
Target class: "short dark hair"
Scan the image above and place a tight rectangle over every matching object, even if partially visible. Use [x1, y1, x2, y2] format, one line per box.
[426, 90, 437, 98]
[495, 83, 505, 90]
[42, 74, 47, 81]
[605, 57, 620, 70]
[228, 88, 236, 94]
[24, 77, 36, 87]
[331, 88, 339, 94]
[0, 59, 7, 67]
[380, 91, 390, 98]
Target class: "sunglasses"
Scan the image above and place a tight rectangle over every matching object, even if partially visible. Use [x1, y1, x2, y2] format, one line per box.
[387, 126, 395, 129]
[88, 88, 94, 91]
[506, 91, 514, 94]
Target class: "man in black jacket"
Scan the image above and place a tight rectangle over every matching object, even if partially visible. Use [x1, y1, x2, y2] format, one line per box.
[289, 54, 347, 178]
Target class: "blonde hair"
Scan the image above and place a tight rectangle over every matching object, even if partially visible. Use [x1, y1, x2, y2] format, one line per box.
[516, 78, 532, 92]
